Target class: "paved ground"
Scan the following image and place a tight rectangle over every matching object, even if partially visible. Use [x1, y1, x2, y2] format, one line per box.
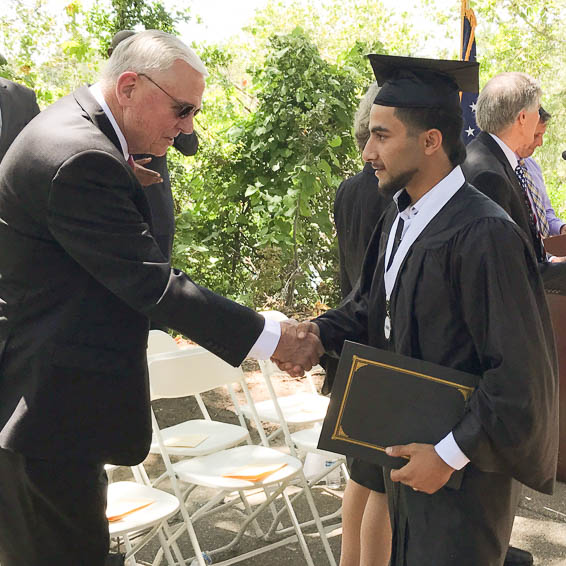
[511, 483, 566, 565]
[111, 364, 566, 565]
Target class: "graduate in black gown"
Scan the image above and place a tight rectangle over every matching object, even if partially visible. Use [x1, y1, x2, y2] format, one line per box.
[283, 55, 559, 566]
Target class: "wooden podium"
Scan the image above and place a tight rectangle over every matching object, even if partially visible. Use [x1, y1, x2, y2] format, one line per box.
[544, 234, 566, 481]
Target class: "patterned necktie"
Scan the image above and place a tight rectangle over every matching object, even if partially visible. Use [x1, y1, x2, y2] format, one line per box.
[515, 159, 550, 238]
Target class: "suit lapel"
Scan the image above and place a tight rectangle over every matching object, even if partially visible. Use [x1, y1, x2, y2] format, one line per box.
[73, 86, 123, 157]
[477, 132, 523, 194]
[71, 86, 154, 230]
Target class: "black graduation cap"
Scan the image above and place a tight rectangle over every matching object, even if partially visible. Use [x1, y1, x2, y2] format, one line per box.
[368, 54, 479, 110]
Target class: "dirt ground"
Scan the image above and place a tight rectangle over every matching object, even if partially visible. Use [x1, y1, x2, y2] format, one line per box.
[111, 361, 344, 565]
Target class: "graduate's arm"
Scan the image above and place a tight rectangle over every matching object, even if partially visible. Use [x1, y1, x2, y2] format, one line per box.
[313, 280, 370, 354]
[450, 219, 558, 489]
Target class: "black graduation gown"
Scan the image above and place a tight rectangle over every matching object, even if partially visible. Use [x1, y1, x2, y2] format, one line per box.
[322, 164, 390, 395]
[334, 162, 391, 298]
[315, 183, 558, 566]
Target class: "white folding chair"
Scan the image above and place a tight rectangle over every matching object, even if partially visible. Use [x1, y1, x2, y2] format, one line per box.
[106, 467, 183, 566]
[147, 345, 335, 566]
[147, 331, 253, 487]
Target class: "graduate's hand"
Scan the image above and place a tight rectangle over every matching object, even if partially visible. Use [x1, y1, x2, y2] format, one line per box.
[549, 255, 566, 263]
[386, 443, 455, 494]
[271, 320, 323, 377]
[133, 158, 163, 186]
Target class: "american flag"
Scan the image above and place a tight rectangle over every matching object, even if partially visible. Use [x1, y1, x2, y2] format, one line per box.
[461, 2, 479, 145]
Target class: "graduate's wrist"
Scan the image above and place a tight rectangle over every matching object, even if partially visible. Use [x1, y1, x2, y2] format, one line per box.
[434, 432, 470, 471]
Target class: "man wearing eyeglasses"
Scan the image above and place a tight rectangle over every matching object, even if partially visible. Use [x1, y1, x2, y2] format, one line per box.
[108, 30, 199, 263]
[0, 30, 321, 566]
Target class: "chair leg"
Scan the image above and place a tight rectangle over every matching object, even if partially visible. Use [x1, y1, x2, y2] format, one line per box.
[237, 489, 264, 538]
[280, 490, 315, 566]
[157, 526, 177, 566]
[123, 534, 136, 566]
[298, 470, 338, 566]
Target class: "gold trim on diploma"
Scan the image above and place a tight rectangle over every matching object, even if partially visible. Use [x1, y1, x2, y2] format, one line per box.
[330, 354, 475, 456]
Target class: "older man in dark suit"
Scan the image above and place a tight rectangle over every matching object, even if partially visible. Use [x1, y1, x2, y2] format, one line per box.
[462, 72, 566, 303]
[0, 31, 321, 566]
[462, 73, 544, 262]
[0, 57, 40, 163]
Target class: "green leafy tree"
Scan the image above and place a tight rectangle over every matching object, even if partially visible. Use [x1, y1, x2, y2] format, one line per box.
[88, 0, 191, 56]
[172, 29, 362, 308]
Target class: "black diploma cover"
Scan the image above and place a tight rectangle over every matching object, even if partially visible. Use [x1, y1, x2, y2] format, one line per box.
[318, 341, 479, 487]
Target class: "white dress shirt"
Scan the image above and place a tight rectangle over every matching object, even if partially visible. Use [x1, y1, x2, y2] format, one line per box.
[390, 167, 470, 471]
[88, 83, 281, 359]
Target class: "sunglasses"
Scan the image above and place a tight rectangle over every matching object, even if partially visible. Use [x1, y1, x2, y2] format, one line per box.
[138, 73, 201, 119]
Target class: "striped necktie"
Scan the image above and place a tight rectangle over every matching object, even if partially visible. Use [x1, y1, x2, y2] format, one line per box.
[515, 159, 550, 238]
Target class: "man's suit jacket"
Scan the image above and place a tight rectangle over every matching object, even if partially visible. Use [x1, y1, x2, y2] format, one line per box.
[0, 78, 40, 163]
[462, 131, 544, 262]
[0, 86, 264, 465]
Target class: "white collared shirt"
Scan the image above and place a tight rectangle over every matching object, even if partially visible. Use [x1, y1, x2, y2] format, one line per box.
[489, 133, 518, 170]
[88, 83, 280, 358]
[388, 167, 470, 471]
[89, 83, 129, 160]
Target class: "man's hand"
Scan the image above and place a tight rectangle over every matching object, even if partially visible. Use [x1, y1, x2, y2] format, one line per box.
[133, 158, 163, 186]
[549, 255, 566, 263]
[271, 320, 323, 377]
[387, 443, 455, 494]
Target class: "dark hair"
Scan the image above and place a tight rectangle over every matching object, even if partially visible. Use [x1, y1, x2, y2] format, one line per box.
[539, 106, 552, 124]
[393, 106, 466, 167]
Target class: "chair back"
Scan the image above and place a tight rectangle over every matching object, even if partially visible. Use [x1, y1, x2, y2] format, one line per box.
[147, 329, 179, 357]
[148, 347, 244, 400]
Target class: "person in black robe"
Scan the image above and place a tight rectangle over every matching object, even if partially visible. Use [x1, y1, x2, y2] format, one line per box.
[333, 82, 392, 566]
[278, 55, 558, 566]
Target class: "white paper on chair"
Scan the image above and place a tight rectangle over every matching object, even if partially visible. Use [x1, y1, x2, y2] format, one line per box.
[163, 433, 209, 448]
[222, 463, 287, 482]
[106, 498, 154, 522]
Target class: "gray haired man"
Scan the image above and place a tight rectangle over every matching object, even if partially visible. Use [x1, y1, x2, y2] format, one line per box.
[462, 72, 543, 263]
[0, 30, 321, 565]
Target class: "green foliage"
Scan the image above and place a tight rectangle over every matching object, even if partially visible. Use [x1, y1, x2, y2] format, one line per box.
[3, 0, 566, 313]
[88, 0, 191, 56]
[172, 29, 361, 308]
[0, 0, 102, 105]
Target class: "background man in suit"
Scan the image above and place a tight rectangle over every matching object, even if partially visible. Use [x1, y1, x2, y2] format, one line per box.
[332, 81, 392, 566]
[462, 72, 544, 262]
[0, 30, 321, 566]
[516, 107, 565, 236]
[0, 54, 40, 163]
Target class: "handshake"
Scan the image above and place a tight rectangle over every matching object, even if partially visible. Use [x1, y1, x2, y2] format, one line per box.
[271, 320, 324, 377]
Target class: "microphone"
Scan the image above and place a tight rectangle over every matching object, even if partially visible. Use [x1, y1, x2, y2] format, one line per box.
[562, 151, 566, 160]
